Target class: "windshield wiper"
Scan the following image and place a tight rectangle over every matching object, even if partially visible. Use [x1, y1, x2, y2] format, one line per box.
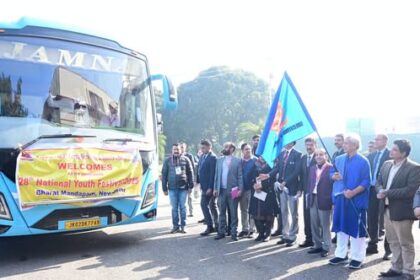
[103, 138, 141, 143]
[19, 134, 96, 150]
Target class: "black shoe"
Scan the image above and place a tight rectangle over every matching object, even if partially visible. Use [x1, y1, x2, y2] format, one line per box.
[200, 227, 215, 236]
[307, 248, 323, 254]
[247, 231, 254, 238]
[366, 245, 379, 254]
[401, 274, 414, 280]
[277, 239, 288, 245]
[198, 219, 205, 223]
[226, 231, 231, 237]
[331, 236, 337, 244]
[379, 230, 385, 237]
[320, 250, 329, 257]
[285, 240, 295, 247]
[179, 227, 186, 234]
[271, 230, 282, 237]
[170, 227, 179, 234]
[214, 234, 225, 240]
[379, 269, 402, 277]
[347, 260, 362, 269]
[299, 240, 314, 248]
[262, 235, 271, 242]
[188, 214, 194, 217]
[382, 252, 392, 261]
[329, 256, 348, 265]
[238, 231, 247, 238]
[255, 233, 264, 242]
[231, 236, 238, 242]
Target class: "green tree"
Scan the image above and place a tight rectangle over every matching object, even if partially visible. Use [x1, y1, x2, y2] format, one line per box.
[158, 133, 167, 161]
[237, 120, 265, 144]
[162, 66, 269, 152]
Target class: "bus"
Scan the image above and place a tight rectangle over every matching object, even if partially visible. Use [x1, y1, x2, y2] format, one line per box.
[0, 18, 177, 236]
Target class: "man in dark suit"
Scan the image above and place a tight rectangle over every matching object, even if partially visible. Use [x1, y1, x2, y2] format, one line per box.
[376, 139, 420, 280]
[299, 137, 317, 248]
[197, 139, 218, 236]
[366, 134, 390, 255]
[214, 142, 243, 241]
[331, 133, 345, 244]
[180, 142, 197, 217]
[331, 133, 345, 164]
[260, 141, 302, 247]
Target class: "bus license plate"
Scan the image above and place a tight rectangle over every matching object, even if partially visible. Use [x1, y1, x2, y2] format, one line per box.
[64, 217, 101, 230]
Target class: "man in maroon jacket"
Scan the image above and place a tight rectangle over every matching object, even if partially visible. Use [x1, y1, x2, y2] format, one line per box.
[306, 149, 333, 257]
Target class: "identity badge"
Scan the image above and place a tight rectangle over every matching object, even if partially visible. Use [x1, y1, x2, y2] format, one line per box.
[175, 166, 182, 175]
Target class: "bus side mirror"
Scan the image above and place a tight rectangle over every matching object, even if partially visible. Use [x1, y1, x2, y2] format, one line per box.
[156, 113, 163, 133]
[151, 74, 177, 110]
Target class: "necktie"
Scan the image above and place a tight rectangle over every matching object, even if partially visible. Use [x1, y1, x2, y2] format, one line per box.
[307, 155, 311, 167]
[199, 154, 207, 171]
[281, 150, 289, 180]
[371, 151, 382, 185]
[283, 150, 289, 162]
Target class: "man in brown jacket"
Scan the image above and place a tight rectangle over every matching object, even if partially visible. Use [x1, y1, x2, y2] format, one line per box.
[376, 139, 420, 280]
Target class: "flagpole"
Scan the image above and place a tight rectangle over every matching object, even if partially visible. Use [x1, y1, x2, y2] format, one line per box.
[315, 129, 371, 240]
[314, 129, 338, 172]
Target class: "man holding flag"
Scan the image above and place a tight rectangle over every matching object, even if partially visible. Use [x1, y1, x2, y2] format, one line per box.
[260, 141, 302, 246]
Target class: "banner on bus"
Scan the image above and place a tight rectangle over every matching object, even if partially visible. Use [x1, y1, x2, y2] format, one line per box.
[16, 144, 143, 208]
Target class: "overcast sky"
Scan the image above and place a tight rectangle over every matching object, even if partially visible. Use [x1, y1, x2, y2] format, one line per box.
[3, 0, 420, 136]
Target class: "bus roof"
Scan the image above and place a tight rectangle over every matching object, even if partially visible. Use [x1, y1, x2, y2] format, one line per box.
[0, 17, 146, 60]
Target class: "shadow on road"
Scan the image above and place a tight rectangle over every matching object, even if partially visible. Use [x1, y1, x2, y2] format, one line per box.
[1, 201, 419, 280]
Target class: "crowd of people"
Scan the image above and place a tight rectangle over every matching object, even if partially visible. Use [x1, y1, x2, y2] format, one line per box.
[160, 134, 420, 280]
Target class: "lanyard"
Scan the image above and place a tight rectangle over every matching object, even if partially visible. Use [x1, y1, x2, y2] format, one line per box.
[315, 163, 328, 187]
[171, 156, 180, 166]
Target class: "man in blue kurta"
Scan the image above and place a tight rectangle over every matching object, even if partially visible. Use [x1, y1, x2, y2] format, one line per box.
[329, 134, 371, 269]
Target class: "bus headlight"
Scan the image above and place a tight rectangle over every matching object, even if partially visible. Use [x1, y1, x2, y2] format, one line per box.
[141, 183, 156, 209]
[0, 193, 12, 220]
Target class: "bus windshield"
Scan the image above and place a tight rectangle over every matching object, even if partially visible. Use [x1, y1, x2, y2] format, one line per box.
[0, 36, 154, 149]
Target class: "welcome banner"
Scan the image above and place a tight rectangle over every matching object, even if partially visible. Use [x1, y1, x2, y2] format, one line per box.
[16, 144, 143, 207]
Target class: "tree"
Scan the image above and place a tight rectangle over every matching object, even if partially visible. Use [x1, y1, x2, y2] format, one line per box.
[237, 120, 265, 144]
[158, 133, 167, 161]
[162, 66, 269, 152]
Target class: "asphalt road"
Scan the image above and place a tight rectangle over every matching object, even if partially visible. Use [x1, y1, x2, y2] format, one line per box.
[1, 190, 419, 280]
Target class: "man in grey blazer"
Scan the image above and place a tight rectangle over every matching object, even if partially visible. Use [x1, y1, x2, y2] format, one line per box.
[376, 139, 420, 280]
[214, 142, 243, 241]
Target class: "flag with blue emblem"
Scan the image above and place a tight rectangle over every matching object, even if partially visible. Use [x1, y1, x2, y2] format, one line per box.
[256, 72, 317, 167]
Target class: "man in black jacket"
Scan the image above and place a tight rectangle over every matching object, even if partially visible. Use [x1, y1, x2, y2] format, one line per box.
[299, 137, 317, 248]
[332, 133, 345, 164]
[161, 144, 194, 234]
[366, 134, 390, 255]
[376, 140, 420, 280]
[197, 139, 218, 236]
[260, 141, 302, 247]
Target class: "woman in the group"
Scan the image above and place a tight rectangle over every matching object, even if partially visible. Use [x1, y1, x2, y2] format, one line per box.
[249, 157, 279, 242]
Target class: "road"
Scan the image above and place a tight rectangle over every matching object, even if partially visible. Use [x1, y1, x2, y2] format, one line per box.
[1, 189, 419, 280]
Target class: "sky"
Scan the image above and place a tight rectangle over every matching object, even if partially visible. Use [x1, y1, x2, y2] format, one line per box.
[3, 0, 420, 136]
